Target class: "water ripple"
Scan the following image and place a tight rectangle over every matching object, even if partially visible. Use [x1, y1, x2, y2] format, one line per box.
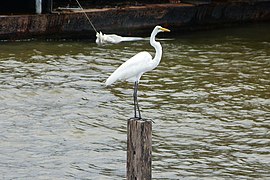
[1, 24, 270, 179]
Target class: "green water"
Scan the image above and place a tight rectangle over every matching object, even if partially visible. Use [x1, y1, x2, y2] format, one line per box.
[0, 23, 269, 179]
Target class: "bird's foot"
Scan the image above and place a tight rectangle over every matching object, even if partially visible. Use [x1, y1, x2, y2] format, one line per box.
[129, 117, 155, 123]
[129, 117, 142, 121]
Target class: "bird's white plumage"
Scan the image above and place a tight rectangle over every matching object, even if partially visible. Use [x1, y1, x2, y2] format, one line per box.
[105, 25, 170, 87]
[105, 51, 153, 86]
[105, 25, 170, 119]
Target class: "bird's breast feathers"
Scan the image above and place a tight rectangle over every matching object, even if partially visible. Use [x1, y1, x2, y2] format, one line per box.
[119, 52, 153, 75]
[106, 51, 153, 84]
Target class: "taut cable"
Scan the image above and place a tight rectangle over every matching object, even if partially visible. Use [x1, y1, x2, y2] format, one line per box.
[75, 0, 98, 33]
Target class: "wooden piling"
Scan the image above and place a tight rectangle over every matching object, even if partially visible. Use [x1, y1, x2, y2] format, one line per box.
[127, 118, 152, 180]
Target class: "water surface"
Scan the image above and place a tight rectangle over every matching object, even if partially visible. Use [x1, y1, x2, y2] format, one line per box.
[0, 23, 270, 179]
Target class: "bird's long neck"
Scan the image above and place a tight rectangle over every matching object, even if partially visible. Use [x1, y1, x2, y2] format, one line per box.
[150, 31, 162, 69]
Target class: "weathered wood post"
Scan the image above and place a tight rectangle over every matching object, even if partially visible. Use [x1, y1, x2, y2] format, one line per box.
[127, 119, 152, 180]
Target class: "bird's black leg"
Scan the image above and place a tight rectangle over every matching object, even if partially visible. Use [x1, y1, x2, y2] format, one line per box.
[136, 96, 142, 119]
[134, 81, 142, 120]
[133, 82, 137, 118]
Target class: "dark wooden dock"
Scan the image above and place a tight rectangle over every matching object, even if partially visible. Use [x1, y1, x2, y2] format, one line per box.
[0, 0, 270, 40]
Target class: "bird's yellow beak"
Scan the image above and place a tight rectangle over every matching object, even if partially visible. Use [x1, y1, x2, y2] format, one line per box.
[160, 27, 170, 32]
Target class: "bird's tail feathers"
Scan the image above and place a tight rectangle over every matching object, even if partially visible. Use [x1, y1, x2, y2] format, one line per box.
[105, 74, 117, 86]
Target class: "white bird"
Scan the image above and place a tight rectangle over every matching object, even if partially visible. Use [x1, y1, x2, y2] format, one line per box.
[96, 31, 145, 45]
[105, 25, 170, 119]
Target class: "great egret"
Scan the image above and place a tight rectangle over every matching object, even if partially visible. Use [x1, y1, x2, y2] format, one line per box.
[105, 25, 170, 119]
[96, 31, 145, 45]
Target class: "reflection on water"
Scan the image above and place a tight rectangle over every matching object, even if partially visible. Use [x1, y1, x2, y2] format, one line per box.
[0, 23, 270, 179]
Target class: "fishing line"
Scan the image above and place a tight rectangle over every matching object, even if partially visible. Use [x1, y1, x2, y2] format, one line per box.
[75, 0, 98, 33]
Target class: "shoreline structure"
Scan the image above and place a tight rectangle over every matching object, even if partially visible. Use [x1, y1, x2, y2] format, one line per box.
[0, 1, 270, 40]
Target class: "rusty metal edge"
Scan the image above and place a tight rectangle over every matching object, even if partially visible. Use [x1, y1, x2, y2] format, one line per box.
[0, 2, 270, 41]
